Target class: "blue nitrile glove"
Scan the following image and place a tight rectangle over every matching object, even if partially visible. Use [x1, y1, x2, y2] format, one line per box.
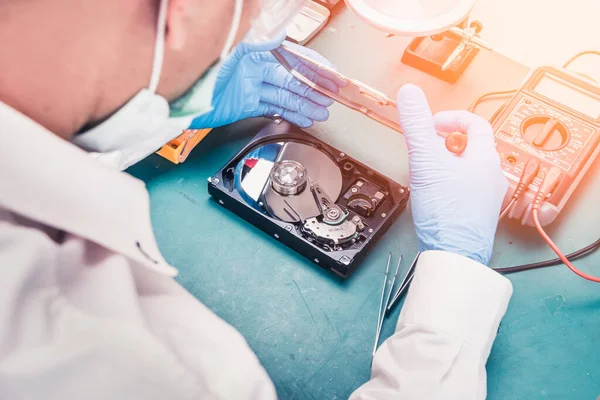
[396, 84, 508, 265]
[189, 34, 340, 129]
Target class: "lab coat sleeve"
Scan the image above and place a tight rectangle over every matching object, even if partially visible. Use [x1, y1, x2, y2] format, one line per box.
[349, 250, 513, 400]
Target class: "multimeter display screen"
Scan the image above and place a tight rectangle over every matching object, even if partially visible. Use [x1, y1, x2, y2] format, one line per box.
[534, 75, 600, 119]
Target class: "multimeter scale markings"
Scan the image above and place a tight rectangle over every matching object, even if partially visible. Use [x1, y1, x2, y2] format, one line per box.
[497, 97, 596, 173]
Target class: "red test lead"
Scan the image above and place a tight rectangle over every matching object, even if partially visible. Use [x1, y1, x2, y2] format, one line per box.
[532, 167, 600, 283]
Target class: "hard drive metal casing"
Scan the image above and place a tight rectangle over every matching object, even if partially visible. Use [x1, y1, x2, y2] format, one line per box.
[208, 121, 410, 279]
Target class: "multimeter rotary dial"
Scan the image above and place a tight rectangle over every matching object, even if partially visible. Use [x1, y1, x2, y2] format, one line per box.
[521, 115, 569, 151]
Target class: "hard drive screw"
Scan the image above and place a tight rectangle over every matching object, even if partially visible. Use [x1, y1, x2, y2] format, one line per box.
[218, 199, 224, 205]
[340, 256, 352, 265]
[368, 228, 374, 233]
[285, 225, 293, 232]
[340, 152, 345, 157]
[274, 234, 280, 239]
[314, 258, 320, 264]
[351, 187, 358, 193]
[213, 178, 220, 184]
[326, 209, 340, 219]
[399, 188, 405, 194]
[381, 213, 387, 218]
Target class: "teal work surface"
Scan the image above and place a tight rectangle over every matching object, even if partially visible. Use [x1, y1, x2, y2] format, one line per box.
[129, 8, 600, 400]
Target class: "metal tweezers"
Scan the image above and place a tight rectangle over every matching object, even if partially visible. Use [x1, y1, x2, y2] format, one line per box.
[372, 252, 421, 361]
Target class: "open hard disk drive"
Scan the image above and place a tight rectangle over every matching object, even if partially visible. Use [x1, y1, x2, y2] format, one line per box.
[208, 121, 409, 278]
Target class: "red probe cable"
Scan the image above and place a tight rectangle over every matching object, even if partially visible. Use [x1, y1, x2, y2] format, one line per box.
[532, 210, 600, 283]
[531, 166, 600, 283]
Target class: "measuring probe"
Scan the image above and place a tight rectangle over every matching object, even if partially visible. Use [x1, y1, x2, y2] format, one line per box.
[498, 158, 541, 220]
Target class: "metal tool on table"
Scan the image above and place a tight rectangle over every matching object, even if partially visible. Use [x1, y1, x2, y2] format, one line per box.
[441, 24, 492, 72]
[372, 253, 392, 360]
[383, 255, 403, 320]
[371, 253, 402, 359]
[387, 252, 420, 313]
[372, 254, 402, 359]
[271, 44, 469, 155]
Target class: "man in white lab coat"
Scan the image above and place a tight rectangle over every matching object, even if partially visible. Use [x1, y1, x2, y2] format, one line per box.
[0, 0, 512, 399]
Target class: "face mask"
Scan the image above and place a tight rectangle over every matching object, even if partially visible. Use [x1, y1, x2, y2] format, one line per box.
[72, 0, 243, 170]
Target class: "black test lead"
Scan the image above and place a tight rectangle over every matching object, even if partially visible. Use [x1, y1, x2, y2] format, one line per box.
[372, 253, 391, 361]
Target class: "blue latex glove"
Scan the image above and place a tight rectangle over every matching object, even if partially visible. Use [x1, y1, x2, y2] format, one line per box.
[189, 35, 340, 129]
[396, 84, 508, 265]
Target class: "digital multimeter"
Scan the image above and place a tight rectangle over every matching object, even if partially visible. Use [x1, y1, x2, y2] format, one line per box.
[491, 66, 600, 226]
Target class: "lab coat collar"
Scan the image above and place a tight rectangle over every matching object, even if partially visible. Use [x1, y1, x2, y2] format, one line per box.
[0, 101, 177, 276]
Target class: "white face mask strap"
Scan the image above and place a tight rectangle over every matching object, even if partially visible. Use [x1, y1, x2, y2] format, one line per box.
[148, 0, 169, 93]
[221, 0, 244, 58]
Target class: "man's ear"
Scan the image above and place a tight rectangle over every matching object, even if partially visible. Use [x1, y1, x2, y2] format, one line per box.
[166, 0, 191, 50]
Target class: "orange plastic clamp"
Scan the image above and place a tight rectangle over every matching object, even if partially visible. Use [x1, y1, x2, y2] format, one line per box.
[156, 128, 212, 164]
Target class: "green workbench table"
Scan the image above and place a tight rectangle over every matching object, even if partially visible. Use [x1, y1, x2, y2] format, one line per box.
[128, 7, 600, 400]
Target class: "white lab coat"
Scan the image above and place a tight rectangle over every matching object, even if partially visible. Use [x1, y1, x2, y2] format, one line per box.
[0, 101, 513, 399]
